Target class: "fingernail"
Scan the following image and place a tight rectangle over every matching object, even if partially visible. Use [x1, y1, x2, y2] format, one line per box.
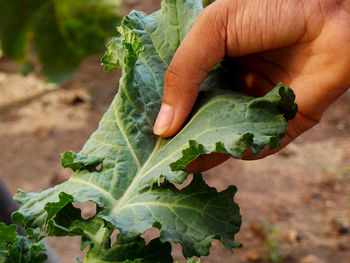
[153, 103, 174, 135]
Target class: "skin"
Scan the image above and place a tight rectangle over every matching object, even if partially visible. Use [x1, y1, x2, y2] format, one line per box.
[153, 0, 350, 172]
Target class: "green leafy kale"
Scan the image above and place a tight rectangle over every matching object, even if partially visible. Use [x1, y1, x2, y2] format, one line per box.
[0, 0, 121, 82]
[0, 222, 47, 263]
[12, 0, 298, 262]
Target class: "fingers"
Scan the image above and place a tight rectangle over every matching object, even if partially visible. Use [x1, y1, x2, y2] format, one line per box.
[154, 0, 311, 137]
[152, 0, 350, 174]
[153, 0, 228, 137]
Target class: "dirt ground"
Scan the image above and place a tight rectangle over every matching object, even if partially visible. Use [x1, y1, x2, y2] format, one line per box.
[0, 1, 349, 262]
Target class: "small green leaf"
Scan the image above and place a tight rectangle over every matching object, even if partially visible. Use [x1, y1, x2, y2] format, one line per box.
[0, 222, 47, 263]
[86, 235, 173, 263]
[0, 223, 18, 262]
[0, 223, 18, 244]
[5, 236, 47, 263]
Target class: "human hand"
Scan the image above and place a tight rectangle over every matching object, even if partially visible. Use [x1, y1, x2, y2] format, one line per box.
[153, 0, 350, 172]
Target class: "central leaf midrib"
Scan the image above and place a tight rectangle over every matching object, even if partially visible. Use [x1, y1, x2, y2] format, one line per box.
[111, 137, 163, 216]
[110, 96, 243, 218]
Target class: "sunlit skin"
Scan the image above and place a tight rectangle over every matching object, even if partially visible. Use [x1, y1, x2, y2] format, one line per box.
[153, 0, 350, 173]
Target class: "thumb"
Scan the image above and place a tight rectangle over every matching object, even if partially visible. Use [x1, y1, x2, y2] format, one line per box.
[153, 0, 227, 137]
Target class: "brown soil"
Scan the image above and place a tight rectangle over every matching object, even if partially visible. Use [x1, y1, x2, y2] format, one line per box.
[0, 1, 349, 262]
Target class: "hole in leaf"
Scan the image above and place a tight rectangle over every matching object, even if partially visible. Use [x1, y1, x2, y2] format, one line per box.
[72, 202, 97, 220]
[95, 163, 103, 172]
[141, 227, 161, 244]
[87, 162, 103, 172]
[158, 176, 166, 185]
[175, 174, 193, 190]
[171, 243, 183, 262]
[109, 229, 120, 247]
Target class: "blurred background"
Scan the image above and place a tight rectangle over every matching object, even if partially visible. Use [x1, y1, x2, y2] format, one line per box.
[0, 0, 349, 262]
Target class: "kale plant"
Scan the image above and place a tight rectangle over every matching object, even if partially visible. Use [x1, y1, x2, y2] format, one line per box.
[12, 0, 297, 262]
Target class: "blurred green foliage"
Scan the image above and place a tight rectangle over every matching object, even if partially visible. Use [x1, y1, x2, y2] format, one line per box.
[0, 222, 47, 263]
[261, 220, 282, 263]
[0, 0, 121, 83]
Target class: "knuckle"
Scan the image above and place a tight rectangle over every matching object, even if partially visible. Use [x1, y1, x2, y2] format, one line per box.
[164, 67, 181, 91]
[203, 0, 229, 40]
